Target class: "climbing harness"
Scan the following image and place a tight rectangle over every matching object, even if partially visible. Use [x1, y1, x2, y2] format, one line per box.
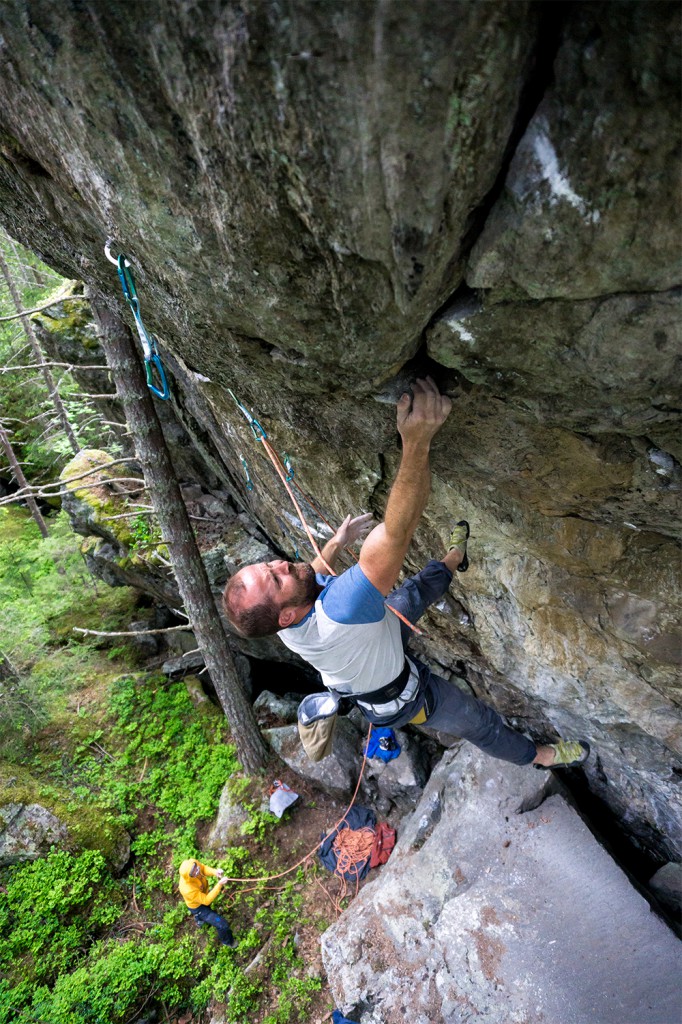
[104, 241, 170, 400]
[228, 388, 423, 636]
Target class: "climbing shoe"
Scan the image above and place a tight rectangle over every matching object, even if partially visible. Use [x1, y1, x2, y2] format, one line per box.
[447, 520, 470, 573]
[534, 739, 590, 770]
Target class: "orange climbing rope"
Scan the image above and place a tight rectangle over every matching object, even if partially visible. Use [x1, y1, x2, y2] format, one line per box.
[332, 826, 376, 901]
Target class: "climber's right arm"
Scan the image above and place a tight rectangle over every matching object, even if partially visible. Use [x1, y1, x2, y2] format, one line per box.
[359, 378, 451, 596]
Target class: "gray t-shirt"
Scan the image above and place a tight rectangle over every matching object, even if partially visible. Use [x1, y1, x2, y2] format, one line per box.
[278, 563, 419, 716]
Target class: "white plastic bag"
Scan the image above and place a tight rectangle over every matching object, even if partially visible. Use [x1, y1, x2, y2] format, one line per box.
[269, 779, 299, 818]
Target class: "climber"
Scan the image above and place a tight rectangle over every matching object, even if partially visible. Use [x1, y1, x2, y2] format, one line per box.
[223, 377, 589, 771]
[178, 859, 237, 947]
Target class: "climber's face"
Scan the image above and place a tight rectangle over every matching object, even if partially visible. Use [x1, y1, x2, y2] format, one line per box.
[228, 560, 319, 630]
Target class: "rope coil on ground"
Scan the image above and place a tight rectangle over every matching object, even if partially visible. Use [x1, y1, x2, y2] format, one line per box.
[332, 826, 376, 902]
[218, 723, 373, 889]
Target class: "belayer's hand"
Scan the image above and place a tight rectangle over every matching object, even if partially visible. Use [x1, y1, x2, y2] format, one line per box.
[396, 377, 451, 447]
[335, 512, 374, 548]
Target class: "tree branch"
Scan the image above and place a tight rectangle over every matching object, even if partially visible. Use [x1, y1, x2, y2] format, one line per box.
[73, 624, 193, 637]
[0, 293, 85, 322]
[0, 362, 110, 372]
[0, 476, 147, 508]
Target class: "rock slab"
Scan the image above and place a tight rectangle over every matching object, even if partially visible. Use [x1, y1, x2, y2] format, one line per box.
[322, 747, 682, 1024]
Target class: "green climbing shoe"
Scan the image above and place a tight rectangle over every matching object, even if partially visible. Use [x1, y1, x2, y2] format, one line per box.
[447, 520, 470, 573]
[535, 739, 590, 770]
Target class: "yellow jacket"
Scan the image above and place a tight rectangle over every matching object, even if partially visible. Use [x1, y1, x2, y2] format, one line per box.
[178, 859, 223, 909]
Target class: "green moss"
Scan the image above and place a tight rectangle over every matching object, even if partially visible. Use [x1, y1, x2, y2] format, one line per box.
[61, 450, 169, 559]
[33, 286, 93, 345]
[0, 763, 128, 868]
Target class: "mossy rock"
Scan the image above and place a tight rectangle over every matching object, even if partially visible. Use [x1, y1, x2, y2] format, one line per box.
[0, 762, 130, 872]
[33, 284, 97, 354]
[60, 449, 167, 570]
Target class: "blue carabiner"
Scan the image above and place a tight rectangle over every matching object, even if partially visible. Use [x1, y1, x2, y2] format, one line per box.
[282, 452, 294, 481]
[228, 389, 267, 441]
[117, 255, 137, 305]
[249, 417, 266, 442]
[145, 353, 170, 400]
[240, 455, 254, 491]
[108, 248, 170, 401]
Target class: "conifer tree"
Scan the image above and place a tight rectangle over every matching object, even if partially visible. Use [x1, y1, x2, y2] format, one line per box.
[0, 419, 48, 538]
[0, 244, 80, 455]
[89, 295, 269, 774]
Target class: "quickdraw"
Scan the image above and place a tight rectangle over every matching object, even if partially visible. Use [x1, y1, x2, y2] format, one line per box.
[228, 389, 335, 573]
[105, 241, 170, 401]
[281, 451, 294, 482]
[239, 454, 254, 491]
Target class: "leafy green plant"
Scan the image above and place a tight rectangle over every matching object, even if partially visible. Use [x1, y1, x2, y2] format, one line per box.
[240, 807, 279, 842]
[128, 513, 163, 554]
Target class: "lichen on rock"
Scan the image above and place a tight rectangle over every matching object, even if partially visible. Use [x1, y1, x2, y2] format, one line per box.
[0, 763, 130, 872]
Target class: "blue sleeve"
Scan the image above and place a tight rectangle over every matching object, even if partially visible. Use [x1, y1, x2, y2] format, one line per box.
[320, 563, 386, 624]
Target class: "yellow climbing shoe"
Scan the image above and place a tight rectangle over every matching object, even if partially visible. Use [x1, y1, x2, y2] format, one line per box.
[447, 520, 470, 573]
[536, 739, 590, 770]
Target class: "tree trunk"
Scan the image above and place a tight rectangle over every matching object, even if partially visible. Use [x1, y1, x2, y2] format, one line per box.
[89, 293, 269, 774]
[0, 420, 49, 538]
[0, 245, 80, 455]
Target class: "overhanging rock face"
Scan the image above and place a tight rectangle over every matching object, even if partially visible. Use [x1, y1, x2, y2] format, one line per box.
[0, 0, 538, 390]
[322, 747, 682, 1024]
[0, 2, 680, 859]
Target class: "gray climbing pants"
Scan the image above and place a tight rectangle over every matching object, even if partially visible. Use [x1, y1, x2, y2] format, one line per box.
[382, 560, 537, 766]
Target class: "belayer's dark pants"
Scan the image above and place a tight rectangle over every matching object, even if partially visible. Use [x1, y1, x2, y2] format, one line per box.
[384, 560, 537, 766]
[190, 905, 235, 945]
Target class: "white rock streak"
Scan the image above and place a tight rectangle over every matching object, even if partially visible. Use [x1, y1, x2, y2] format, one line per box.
[530, 119, 600, 224]
[449, 319, 476, 345]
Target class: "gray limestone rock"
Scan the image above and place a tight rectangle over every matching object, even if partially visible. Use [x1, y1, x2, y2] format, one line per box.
[467, 4, 681, 302]
[0, 802, 69, 865]
[127, 620, 160, 657]
[253, 690, 301, 726]
[426, 290, 682, 472]
[263, 719, 363, 801]
[162, 651, 205, 678]
[649, 862, 682, 918]
[322, 746, 682, 1024]
[206, 784, 250, 851]
[362, 729, 430, 815]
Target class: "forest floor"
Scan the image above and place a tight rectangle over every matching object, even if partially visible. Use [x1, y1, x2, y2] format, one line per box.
[0, 507, 382, 1024]
[26, 656, 375, 1024]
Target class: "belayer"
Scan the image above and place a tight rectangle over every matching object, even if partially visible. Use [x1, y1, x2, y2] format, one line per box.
[224, 377, 589, 772]
[178, 859, 237, 947]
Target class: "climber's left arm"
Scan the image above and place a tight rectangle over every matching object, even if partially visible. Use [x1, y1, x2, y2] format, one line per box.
[310, 513, 374, 574]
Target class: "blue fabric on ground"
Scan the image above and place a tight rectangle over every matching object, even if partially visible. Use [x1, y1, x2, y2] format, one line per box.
[332, 1012, 360, 1024]
[318, 805, 376, 880]
[365, 726, 401, 761]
